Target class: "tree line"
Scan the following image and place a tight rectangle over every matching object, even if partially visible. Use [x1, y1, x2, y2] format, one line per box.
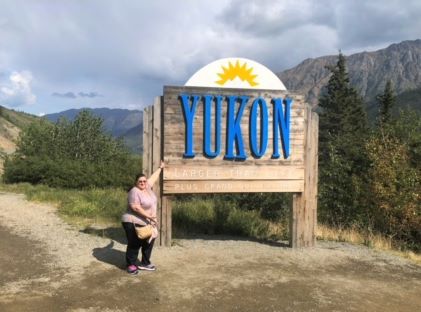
[318, 54, 420, 251]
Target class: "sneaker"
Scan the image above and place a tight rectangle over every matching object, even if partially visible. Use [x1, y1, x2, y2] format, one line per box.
[138, 264, 156, 271]
[127, 265, 139, 275]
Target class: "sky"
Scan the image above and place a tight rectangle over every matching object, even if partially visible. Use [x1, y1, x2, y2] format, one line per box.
[1, 0, 421, 116]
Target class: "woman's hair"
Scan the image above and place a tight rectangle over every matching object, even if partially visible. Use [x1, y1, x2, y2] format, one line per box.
[134, 173, 146, 185]
[127, 173, 146, 192]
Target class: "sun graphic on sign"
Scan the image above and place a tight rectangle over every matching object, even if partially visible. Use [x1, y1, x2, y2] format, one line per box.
[215, 60, 258, 87]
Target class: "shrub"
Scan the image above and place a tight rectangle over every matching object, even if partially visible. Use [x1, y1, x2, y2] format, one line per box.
[173, 199, 215, 235]
[225, 208, 269, 238]
[3, 111, 140, 189]
[365, 130, 421, 250]
[172, 196, 274, 240]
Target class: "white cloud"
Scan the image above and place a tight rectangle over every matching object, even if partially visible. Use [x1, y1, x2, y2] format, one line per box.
[0, 70, 36, 107]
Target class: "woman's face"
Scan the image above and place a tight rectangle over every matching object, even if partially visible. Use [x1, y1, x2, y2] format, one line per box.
[136, 177, 147, 190]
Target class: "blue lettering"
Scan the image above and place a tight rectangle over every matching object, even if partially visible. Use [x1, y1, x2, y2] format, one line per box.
[249, 97, 268, 158]
[272, 98, 293, 159]
[179, 94, 293, 160]
[203, 95, 222, 158]
[180, 94, 200, 157]
[225, 95, 248, 160]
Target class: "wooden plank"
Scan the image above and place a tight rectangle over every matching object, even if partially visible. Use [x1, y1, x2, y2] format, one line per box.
[164, 165, 304, 180]
[162, 159, 305, 167]
[163, 134, 306, 142]
[309, 111, 319, 246]
[161, 196, 172, 247]
[303, 105, 314, 247]
[152, 97, 163, 245]
[148, 106, 154, 177]
[162, 158, 305, 168]
[142, 106, 151, 176]
[163, 180, 304, 194]
[290, 107, 319, 248]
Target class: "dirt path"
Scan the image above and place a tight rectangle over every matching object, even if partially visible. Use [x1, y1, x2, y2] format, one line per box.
[0, 192, 420, 312]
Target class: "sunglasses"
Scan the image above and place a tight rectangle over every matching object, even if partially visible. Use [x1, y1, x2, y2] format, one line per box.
[137, 179, 147, 183]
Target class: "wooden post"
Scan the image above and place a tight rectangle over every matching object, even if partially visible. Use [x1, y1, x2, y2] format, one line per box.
[161, 196, 172, 246]
[142, 106, 151, 176]
[291, 106, 318, 248]
[152, 97, 163, 245]
[159, 94, 172, 247]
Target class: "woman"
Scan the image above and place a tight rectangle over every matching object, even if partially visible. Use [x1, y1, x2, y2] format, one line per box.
[121, 161, 164, 275]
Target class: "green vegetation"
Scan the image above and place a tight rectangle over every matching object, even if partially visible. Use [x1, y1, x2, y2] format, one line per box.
[376, 80, 395, 126]
[318, 54, 421, 252]
[0, 183, 126, 223]
[363, 109, 421, 250]
[318, 52, 369, 227]
[3, 110, 140, 189]
[173, 194, 290, 240]
[396, 87, 421, 112]
[0, 183, 289, 241]
[0, 105, 39, 129]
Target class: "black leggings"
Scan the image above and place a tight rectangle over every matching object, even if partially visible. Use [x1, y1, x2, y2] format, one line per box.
[122, 222, 155, 266]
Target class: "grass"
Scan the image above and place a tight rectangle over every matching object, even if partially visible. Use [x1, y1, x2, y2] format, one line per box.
[317, 224, 393, 249]
[172, 198, 289, 240]
[0, 182, 126, 226]
[317, 224, 421, 264]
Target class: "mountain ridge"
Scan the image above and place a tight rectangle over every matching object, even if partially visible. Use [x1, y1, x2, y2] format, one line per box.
[277, 39, 421, 111]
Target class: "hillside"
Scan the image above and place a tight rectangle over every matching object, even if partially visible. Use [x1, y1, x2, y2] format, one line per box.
[0, 106, 39, 173]
[44, 108, 143, 153]
[278, 39, 421, 113]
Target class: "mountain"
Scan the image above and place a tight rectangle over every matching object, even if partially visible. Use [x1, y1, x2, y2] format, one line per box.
[277, 39, 421, 114]
[44, 108, 143, 153]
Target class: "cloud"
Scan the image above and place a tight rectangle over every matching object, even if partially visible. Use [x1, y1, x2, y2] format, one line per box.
[0, 70, 36, 107]
[335, 0, 421, 50]
[51, 91, 102, 99]
[217, 0, 421, 63]
[219, 0, 335, 39]
[52, 92, 77, 99]
[78, 91, 102, 98]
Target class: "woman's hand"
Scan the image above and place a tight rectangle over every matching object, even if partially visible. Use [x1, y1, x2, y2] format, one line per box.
[159, 160, 165, 170]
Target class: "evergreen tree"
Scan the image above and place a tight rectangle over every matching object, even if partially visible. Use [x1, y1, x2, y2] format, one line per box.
[376, 80, 396, 126]
[318, 53, 369, 227]
[319, 53, 368, 151]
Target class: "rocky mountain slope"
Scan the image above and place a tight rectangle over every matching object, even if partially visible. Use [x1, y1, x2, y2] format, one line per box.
[277, 39, 421, 111]
[0, 106, 39, 173]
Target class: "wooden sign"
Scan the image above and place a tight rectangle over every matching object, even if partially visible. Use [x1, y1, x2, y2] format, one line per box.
[143, 58, 318, 248]
[162, 86, 307, 194]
